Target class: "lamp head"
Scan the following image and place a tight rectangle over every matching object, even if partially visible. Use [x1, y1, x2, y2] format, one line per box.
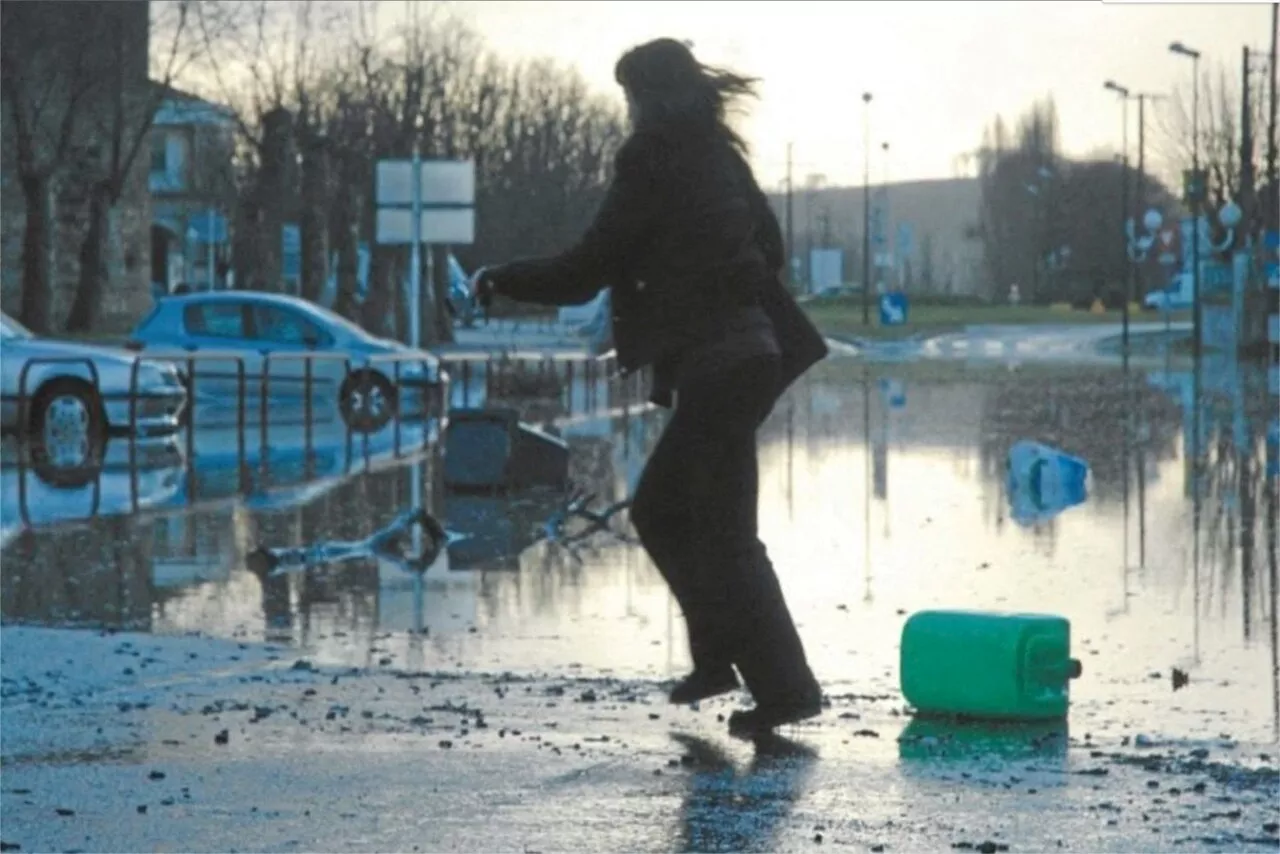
[1169, 41, 1201, 60]
[1104, 80, 1130, 97]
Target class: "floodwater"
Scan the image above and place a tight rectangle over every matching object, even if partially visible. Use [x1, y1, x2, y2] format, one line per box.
[3, 356, 1277, 746]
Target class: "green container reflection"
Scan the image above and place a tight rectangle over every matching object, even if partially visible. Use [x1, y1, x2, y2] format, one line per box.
[897, 715, 1069, 763]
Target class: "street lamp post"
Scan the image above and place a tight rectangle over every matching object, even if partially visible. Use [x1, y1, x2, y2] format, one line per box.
[882, 141, 891, 291]
[861, 91, 873, 326]
[1170, 40, 1203, 357]
[1104, 79, 1133, 352]
[1132, 91, 1168, 306]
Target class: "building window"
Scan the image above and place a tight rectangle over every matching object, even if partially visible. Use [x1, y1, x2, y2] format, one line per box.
[150, 135, 167, 174]
[149, 129, 190, 193]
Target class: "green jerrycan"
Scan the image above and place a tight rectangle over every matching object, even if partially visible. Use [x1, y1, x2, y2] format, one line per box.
[900, 610, 1083, 721]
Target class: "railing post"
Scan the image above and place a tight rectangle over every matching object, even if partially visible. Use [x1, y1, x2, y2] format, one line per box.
[129, 357, 141, 512]
[259, 353, 270, 479]
[236, 357, 248, 495]
[304, 355, 315, 475]
[566, 360, 575, 414]
[185, 356, 196, 474]
[393, 359, 402, 457]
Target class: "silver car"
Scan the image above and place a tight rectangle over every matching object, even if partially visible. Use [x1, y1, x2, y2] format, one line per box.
[128, 291, 444, 431]
[0, 313, 187, 468]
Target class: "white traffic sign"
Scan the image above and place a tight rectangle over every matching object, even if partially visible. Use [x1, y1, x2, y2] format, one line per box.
[376, 207, 475, 246]
[376, 160, 475, 207]
[374, 157, 477, 348]
[375, 158, 476, 246]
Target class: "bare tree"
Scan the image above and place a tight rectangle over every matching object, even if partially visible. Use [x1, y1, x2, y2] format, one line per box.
[1155, 63, 1267, 210]
[64, 0, 221, 332]
[174, 0, 626, 343]
[1, 2, 116, 332]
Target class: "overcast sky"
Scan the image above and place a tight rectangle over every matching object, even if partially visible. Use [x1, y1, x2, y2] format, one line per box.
[446, 0, 1274, 189]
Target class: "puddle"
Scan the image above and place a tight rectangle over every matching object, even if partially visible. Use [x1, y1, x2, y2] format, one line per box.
[3, 359, 1276, 744]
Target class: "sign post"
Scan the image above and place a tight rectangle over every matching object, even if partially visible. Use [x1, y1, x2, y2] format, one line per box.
[375, 157, 476, 348]
[410, 151, 422, 348]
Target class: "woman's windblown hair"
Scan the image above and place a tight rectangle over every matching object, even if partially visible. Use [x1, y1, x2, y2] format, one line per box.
[614, 38, 759, 154]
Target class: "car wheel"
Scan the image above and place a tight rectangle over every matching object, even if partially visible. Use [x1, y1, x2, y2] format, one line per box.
[339, 370, 396, 432]
[28, 377, 107, 480]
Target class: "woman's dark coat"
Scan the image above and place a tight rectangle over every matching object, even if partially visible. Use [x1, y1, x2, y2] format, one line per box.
[487, 125, 828, 405]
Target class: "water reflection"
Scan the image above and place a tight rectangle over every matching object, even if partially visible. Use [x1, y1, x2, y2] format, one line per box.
[896, 716, 1069, 764]
[2, 359, 1276, 741]
[670, 732, 817, 854]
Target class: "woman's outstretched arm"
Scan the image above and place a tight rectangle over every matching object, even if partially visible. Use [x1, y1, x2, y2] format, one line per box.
[485, 140, 657, 307]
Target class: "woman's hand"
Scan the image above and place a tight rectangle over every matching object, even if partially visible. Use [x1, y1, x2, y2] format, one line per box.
[469, 266, 497, 313]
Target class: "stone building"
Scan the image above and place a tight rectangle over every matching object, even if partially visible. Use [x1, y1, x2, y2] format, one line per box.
[149, 86, 238, 295]
[0, 0, 152, 333]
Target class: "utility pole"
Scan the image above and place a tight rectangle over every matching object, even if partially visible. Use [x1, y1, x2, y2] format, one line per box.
[861, 91, 873, 325]
[882, 141, 892, 290]
[1269, 3, 1278, 223]
[1243, 47, 1257, 239]
[1137, 94, 1149, 302]
[785, 142, 795, 289]
[1133, 92, 1164, 300]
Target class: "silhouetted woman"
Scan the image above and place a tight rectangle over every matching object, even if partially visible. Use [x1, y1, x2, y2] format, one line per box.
[475, 38, 828, 736]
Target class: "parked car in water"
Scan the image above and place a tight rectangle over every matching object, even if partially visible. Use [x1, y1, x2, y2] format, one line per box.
[127, 292, 444, 431]
[0, 313, 188, 471]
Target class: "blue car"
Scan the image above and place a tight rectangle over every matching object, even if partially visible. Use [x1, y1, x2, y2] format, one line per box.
[128, 292, 444, 431]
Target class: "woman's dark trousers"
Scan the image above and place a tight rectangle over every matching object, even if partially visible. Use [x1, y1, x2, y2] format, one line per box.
[630, 355, 819, 706]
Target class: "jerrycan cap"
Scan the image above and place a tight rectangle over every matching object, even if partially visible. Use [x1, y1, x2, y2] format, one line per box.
[1068, 658, 1083, 679]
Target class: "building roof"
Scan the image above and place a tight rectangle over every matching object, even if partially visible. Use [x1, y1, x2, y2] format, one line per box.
[150, 81, 236, 127]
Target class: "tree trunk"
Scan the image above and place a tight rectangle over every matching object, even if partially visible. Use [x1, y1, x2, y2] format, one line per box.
[258, 107, 295, 293]
[299, 133, 329, 303]
[362, 249, 397, 338]
[432, 249, 454, 345]
[65, 180, 113, 333]
[332, 218, 360, 321]
[18, 172, 55, 333]
[328, 144, 362, 320]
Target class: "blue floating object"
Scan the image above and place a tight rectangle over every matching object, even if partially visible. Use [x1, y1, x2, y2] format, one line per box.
[1006, 440, 1089, 526]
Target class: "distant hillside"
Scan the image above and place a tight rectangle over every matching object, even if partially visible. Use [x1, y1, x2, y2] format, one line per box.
[765, 177, 986, 296]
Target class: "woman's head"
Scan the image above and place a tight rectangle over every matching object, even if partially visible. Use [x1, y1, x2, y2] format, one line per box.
[614, 38, 758, 153]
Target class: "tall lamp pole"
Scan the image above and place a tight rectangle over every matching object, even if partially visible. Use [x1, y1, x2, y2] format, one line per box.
[1104, 79, 1132, 353]
[882, 141, 891, 290]
[861, 91, 873, 325]
[1132, 92, 1168, 300]
[1170, 40, 1203, 358]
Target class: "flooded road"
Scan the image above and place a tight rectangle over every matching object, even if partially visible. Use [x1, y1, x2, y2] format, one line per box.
[5, 357, 1276, 746]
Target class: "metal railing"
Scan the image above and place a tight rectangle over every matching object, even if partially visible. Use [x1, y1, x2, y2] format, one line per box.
[6, 349, 448, 510]
[439, 351, 634, 416]
[3, 346, 655, 539]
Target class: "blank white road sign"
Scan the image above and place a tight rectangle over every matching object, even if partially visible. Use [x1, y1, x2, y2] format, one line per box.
[376, 207, 475, 245]
[376, 160, 475, 206]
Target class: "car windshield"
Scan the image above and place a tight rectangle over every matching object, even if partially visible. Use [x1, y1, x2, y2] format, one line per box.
[0, 314, 33, 341]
